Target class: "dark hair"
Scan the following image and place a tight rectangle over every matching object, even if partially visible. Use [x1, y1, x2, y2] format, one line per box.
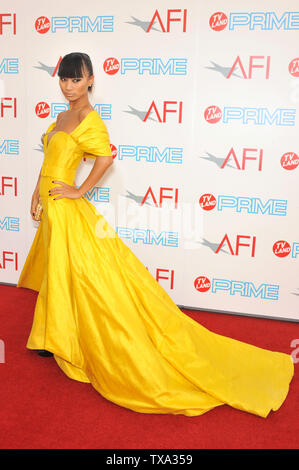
[58, 52, 94, 91]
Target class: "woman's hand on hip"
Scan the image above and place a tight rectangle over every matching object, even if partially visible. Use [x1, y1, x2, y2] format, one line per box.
[49, 180, 83, 200]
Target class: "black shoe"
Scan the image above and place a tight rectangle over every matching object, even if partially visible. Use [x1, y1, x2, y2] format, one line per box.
[37, 349, 53, 357]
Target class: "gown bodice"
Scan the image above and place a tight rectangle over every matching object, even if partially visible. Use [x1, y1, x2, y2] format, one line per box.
[41, 110, 112, 181]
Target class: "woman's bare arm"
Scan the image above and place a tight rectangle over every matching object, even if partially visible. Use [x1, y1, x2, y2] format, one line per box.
[33, 168, 42, 196]
[30, 168, 42, 219]
[77, 155, 113, 197]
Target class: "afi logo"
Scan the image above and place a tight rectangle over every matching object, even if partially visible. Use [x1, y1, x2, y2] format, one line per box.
[0, 98, 17, 117]
[222, 147, 263, 170]
[155, 269, 175, 289]
[216, 234, 257, 257]
[280, 152, 299, 170]
[289, 58, 299, 77]
[0, 176, 17, 195]
[147, 9, 187, 32]
[0, 250, 18, 270]
[209, 12, 228, 31]
[141, 186, 179, 208]
[227, 56, 271, 79]
[0, 13, 16, 35]
[35, 102, 50, 118]
[144, 100, 183, 123]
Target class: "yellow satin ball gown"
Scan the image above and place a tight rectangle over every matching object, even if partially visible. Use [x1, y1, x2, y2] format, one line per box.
[17, 109, 294, 418]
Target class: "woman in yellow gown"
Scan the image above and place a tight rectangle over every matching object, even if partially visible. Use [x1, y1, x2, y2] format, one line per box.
[17, 53, 294, 418]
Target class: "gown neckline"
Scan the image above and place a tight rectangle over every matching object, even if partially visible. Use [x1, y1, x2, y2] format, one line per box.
[45, 109, 97, 148]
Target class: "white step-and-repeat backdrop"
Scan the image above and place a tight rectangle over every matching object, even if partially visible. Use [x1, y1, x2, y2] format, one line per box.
[1, 0, 298, 321]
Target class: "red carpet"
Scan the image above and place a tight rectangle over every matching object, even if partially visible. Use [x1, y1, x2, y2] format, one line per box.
[0, 284, 298, 449]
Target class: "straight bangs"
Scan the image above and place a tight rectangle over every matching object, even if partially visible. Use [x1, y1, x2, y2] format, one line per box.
[57, 54, 84, 79]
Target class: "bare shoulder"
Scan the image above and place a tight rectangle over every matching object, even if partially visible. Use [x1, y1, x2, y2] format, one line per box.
[56, 110, 67, 123]
[78, 106, 95, 122]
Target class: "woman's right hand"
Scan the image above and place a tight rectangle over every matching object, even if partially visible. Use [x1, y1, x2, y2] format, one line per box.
[31, 192, 40, 220]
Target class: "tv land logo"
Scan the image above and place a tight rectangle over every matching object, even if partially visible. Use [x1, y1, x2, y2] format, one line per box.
[194, 275, 279, 300]
[35, 101, 56, 118]
[199, 194, 287, 216]
[289, 58, 299, 77]
[103, 57, 187, 75]
[204, 105, 296, 126]
[280, 152, 299, 170]
[209, 11, 299, 31]
[34, 101, 111, 119]
[209, 12, 228, 31]
[273, 241, 299, 258]
[34, 15, 113, 34]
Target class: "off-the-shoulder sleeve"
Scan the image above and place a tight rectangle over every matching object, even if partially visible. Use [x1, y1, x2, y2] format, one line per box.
[75, 116, 112, 158]
[45, 121, 56, 134]
[42, 121, 56, 145]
